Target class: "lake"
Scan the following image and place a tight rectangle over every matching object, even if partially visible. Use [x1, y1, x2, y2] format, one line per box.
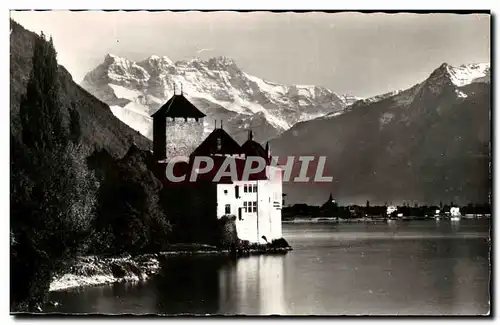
[47, 219, 491, 315]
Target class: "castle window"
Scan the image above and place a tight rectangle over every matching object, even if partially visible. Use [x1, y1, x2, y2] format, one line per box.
[248, 184, 253, 193]
[225, 204, 231, 214]
[235, 186, 240, 198]
[243, 201, 257, 213]
[253, 184, 258, 193]
[224, 189, 228, 195]
[244, 185, 248, 193]
[216, 137, 222, 151]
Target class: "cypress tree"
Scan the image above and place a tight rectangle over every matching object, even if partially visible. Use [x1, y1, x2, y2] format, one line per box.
[11, 31, 97, 311]
[20, 33, 66, 152]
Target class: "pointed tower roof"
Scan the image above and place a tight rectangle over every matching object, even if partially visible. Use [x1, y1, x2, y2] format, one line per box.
[321, 193, 336, 209]
[241, 130, 267, 159]
[190, 128, 242, 157]
[151, 94, 206, 119]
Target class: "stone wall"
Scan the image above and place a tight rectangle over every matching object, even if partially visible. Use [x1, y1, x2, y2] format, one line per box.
[166, 117, 204, 159]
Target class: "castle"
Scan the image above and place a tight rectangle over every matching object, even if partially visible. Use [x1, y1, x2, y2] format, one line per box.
[151, 91, 205, 161]
[151, 91, 283, 245]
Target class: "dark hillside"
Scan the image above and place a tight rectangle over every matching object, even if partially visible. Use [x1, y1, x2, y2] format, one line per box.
[10, 19, 151, 158]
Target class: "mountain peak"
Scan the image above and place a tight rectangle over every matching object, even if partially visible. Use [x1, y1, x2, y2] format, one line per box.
[447, 63, 490, 86]
[146, 55, 173, 65]
[269, 62, 490, 206]
[426, 62, 490, 90]
[208, 55, 237, 67]
[104, 53, 126, 62]
[429, 62, 451, 78]
[81, 51, 346, 142]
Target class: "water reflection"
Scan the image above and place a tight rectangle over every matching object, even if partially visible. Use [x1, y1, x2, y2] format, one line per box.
[217, 254, 287, 315]
[46, 220, 490, 315]
[48, 277, 159, 314]
[154, 253, 287, 315]
[153, 255, 223, 315]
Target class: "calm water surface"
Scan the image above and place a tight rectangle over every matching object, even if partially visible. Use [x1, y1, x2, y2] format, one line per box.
[48, 220, 491, 315]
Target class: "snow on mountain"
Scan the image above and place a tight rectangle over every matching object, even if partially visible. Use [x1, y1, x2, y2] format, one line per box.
[110, 103, 153, 139]
[423, 62, 490, 95]
[101, 54, 150, 87]
[360, 90, 404, 105]
[270, 61, 491, 206]
[108, 84, 144, 104]
[341, 63, 489, 117]
[277, 62, 490, 130]
[81, 54, 345, 143]
[446, 63, 490, 86]
[340, 94, 363, 107]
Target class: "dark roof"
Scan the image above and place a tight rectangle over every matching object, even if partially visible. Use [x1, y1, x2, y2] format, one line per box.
[151, 94, 206, 119]
[194, 156, 269, 184]
[190, 128, 242, 157]
[241, 139, 267, 159]
[162, 155, 269, 186]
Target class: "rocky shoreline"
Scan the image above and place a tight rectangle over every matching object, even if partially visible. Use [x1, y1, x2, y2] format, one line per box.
[50, 242, 292, 292]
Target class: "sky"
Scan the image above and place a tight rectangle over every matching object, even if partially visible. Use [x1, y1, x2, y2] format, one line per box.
[10, 11, 490, 98]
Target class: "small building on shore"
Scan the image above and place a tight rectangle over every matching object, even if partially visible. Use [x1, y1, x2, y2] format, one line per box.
[319, 193, 338, 218]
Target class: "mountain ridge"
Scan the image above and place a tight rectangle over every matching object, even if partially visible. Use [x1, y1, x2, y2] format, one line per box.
[81, 53, 346, 143]
[10, 20, 151, 158]
[270, 61, 491, 206]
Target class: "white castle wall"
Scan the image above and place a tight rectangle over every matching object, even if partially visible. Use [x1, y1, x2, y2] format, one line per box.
[216, 166, 283, 244]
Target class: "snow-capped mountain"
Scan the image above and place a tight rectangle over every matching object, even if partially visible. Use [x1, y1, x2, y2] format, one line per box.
[439, 62, 490, 87]
[340, 94, 363, 107]
[271, 62, 490, 205]
[82, 54, 345, 143]
[321, 62, 490, 120]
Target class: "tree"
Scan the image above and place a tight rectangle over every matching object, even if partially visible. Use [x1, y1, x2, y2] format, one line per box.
[20, 34, 66, 152]
[90, 147, 171, 255]
[10, 32, 98, 311]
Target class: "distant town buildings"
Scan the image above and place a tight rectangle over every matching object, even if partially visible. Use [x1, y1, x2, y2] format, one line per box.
[387, 206, 397, 216]
[282, 194, 490, 221]
[450, 207, 461, 217]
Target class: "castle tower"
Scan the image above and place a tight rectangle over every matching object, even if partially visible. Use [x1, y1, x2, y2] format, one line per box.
[151, 90, 206, 161]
